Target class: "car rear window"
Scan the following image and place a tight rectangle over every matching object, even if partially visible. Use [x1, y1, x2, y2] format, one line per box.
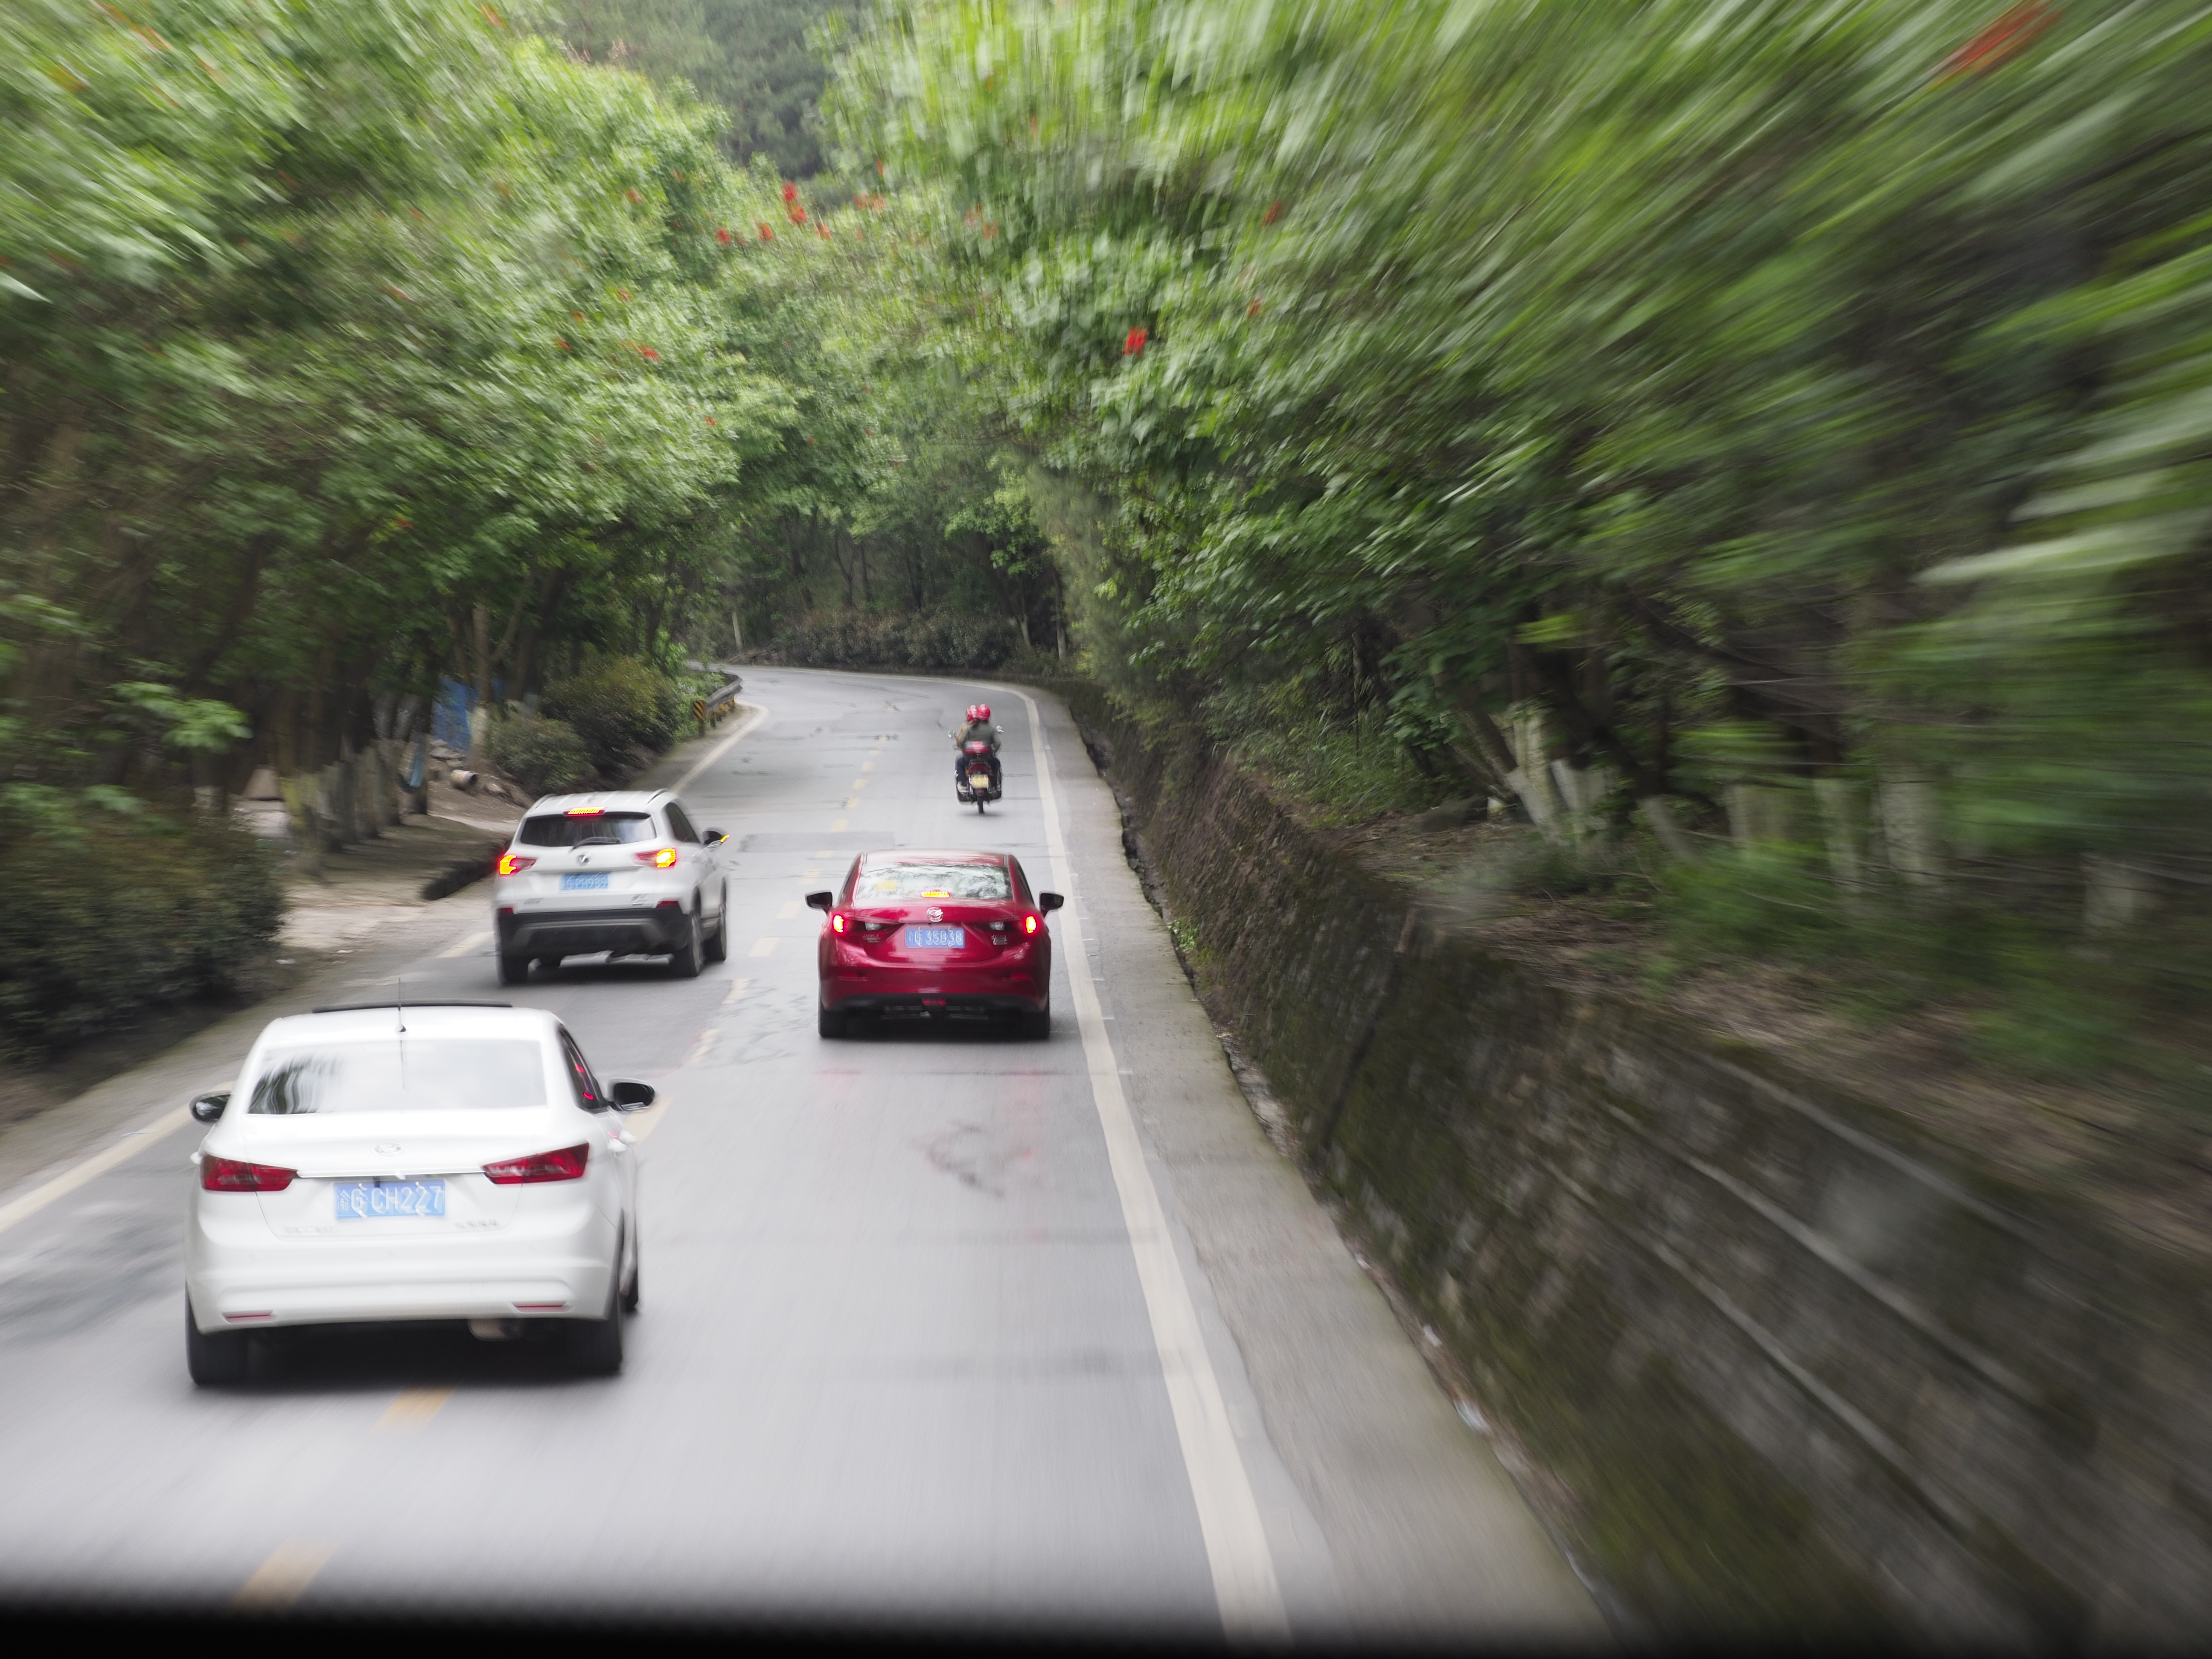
[853, 861, 1012, 901]
[247, 1039, 549, 1114]
[517, 811, 655, 847]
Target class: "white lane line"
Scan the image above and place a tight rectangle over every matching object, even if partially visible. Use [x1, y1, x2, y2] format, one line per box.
[671, 701, 769, 795]
[437, 928, 491, 960]
[0, 1107, 191, 1240]
[236, 1540, 336, 1610]
[1007, 684, 1289, 1640]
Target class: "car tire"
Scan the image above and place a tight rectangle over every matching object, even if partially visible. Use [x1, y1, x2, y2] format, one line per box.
[702, 887, 728, 964]
[185, 1298, 249, 1386]
[669, 909, 703, 978]
[536, 955, 564, 975]
[1022, 999, 1051, 1040]
[620, 1227, 641, 1314]
[817, 1003, 847, 1039]
[568, 1275, 624, 1376]
[497, 952, 531, 986]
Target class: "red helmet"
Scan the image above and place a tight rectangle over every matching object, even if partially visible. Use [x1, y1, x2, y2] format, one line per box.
[966, 703, 991, 722]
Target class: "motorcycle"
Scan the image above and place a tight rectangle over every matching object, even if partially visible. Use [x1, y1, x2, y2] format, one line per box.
[955, 737, 1003, 813]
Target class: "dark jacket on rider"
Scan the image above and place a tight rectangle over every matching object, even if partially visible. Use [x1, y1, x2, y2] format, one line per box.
[955, 718, 998, 751]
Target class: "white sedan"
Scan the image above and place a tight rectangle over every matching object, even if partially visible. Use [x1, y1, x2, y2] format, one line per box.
[183, 1003, 651, 1385]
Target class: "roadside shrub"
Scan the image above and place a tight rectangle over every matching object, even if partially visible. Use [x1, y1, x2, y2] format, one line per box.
[541, 658, 685, 775]
[0, 805, 284, 1060]
[760, 611, 1021, 671]
[486, 713, 592, 798]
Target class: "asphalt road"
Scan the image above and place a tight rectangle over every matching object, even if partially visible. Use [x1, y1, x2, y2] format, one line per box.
[0, 669, 1601, 1640]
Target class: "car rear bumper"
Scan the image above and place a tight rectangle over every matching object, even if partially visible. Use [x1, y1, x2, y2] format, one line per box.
[186, 1231, 618, 1330]
[825, 992, 1045, 1021]
[498, 905, 688, 958]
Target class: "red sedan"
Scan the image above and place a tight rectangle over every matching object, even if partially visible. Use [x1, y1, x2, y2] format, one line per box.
[809, 850, 1063, 1039]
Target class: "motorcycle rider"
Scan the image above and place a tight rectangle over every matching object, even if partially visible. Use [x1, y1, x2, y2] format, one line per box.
[953, 702, 1002, 791]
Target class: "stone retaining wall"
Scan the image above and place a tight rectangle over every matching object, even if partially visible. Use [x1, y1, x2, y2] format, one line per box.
[1054, 680, 2212, 1639]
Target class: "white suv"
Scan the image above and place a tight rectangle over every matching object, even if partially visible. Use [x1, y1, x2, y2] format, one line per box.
[492, 790, 729, 984]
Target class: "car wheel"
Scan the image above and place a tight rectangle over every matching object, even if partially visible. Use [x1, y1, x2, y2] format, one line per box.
[185, 1298, 249, 1386]
[568, 1274, 624, 1376]
[669, 909, 703, 978]
[620, 1227, 641, 1314]
[817, 1003, 847, 1039]
[536, 955, 564, 975]
[702, 886, 728, 964]
[1022, 998, 1051, 1040]
[497, 952, 531, 986]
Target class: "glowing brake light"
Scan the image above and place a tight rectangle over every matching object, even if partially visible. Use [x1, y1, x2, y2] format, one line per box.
[497, 852, 535, 876]
[201, 1155, 296, 1193]
[634, 847, 678, 868]
[831, 912, 847, 934]
[565, 808, 604, 817]
[483, 1143, 590, 1185]
[1024, 913, 1040, 935]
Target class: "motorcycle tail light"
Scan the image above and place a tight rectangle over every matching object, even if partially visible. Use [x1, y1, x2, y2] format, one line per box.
[1024, 913, 1039, 935]
[496, 852, 534, 876]
[634, 847, 678, 867]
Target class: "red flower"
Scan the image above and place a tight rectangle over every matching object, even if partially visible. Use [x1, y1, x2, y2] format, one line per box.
[556, 338, 570, 349]
[705, 416, 717, 427]
[782, 181, 799, 204]
[1261, 200, 1281, 225]
[639, 346, 661, 362]
[1124, 326, 1147, 356]
[1247, 299, 1262, 318]
[981, 221, 997, 239]
[1940, 3, 2061, 77]
[391, 516, 412, 530]
[757, 222, 774, 241]
[787, 203, 807, 225]
[615, 288, 630, 302]
[818, 224, 832, 239]
[625, 188, 641, 204]
[716, 226, 733, 244]
[571, 310, 584, 320]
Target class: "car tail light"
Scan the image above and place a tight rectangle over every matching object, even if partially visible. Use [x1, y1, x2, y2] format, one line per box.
[483, 1143, 590, 1185]
[201, 1155, 296, 1192]
[497, 852, 535, 876]
[634, 847, 678, 867]
[831, 911, 847, 934]
[1024, 913, 1040, 935]
[565, 807, 604, 817]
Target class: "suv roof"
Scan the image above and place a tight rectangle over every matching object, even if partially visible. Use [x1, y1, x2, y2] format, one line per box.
[523, 789, 672, 816]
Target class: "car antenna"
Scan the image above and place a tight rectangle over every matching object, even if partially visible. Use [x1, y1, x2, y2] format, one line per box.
[396, 978, 406, 1034]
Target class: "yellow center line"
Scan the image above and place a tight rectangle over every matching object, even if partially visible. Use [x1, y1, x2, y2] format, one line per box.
[682, 1028, 719, 1067]
[722, 976, 753, 1005]
[775, 899, 802, 920]
[829, 818, 848, 832]
[236, 1540, 337, 1610]
[842, 798, 858, 809]
[375, 1387, 452, 1431]
[747, 937, 777, 958]
[436, 929, 491, 960]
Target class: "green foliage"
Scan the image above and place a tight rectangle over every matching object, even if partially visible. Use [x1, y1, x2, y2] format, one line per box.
[486, 713, 594, 797]
[821, 0, 2212, 1062]
[0, 810, 282, 1060]
[541, 657, 687, 773]
[760, 610, 1021, 669]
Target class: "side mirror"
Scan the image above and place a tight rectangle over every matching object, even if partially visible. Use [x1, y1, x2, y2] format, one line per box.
[805, 890, 833, 911]
[190, 1091, 230, 1125]
[704, 829, 726, 845]
[609, 1080, 657, 1113]
[1038, 892, 1065, 912]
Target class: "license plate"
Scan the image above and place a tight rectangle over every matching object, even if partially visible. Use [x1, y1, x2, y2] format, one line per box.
[968, 772, 993, 788]
[561, 871, 610, 891]
[904, 926, 965, 949]
[335, 1179, 445, 1220]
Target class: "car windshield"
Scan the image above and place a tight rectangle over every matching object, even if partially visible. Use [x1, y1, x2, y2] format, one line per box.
[854, 861, 1013, 902]
[247, 1038, 548, 1114]
[517, 811, 655, 848]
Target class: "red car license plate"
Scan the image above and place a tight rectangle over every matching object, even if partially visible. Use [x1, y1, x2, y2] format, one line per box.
[904, 926, 965, 949]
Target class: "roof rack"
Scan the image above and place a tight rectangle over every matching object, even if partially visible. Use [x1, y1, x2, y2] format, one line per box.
[306, 1001, 516, 1014]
